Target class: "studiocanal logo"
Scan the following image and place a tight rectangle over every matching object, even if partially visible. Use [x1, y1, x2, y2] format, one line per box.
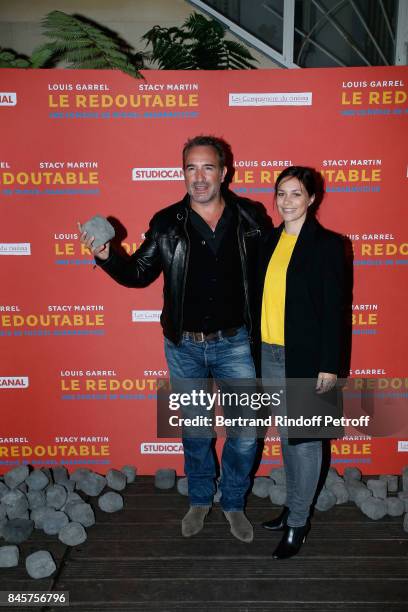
[132, 168, 184, 181]
[141, 442, 184, 454]
[0, 376, 29, 389]
[0, 93, 17, 106]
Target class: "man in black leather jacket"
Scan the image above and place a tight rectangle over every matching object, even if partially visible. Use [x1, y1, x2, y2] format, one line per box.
[80, 135, 271, 543]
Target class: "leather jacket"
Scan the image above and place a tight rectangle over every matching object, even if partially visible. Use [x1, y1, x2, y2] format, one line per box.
[96, 192, 271, 344]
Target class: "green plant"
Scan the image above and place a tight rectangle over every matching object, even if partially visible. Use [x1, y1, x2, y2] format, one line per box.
[0, 10, 257, 75]
[143, 12, 257, 70]
[32, 11, 144, 77]
[0, 48, 31, 68]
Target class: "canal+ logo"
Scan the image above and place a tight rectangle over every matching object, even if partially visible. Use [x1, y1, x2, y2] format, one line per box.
[0, 93, 17, 106]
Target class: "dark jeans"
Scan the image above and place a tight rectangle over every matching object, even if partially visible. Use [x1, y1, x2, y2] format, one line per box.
[165, 327, 257, 511]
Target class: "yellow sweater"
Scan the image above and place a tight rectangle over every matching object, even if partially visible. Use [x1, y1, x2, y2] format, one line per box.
[261, 230, 298, 346]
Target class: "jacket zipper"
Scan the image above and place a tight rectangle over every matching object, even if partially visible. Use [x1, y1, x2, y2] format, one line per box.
[237, 213, 252, 340]
[178, 209, 190, 342]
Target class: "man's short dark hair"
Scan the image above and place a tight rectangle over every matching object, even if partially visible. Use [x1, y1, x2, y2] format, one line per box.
[182, 135, 226, 168]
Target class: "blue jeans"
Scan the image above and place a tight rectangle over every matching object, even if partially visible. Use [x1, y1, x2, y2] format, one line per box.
[262, 342, 322, 527]
[164, 326, 257, 511]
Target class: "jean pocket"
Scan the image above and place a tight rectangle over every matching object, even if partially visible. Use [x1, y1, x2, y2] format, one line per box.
[224, 327, 248, 345]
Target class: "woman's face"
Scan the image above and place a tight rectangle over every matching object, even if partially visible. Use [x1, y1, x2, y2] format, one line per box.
[275, 176, 315, 225]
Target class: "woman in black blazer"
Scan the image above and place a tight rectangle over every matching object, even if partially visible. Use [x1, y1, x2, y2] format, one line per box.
[255, 166, 345, 559]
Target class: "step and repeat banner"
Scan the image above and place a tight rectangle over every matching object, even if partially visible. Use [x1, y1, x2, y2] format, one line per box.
[1, 66, 407, 475]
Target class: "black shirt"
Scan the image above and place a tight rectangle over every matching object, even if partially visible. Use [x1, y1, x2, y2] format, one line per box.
[182, 205, 246, 333]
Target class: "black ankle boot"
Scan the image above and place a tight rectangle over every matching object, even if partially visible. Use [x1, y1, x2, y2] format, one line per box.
[272, 521, 310, 559]
[262, 506, 289, 531]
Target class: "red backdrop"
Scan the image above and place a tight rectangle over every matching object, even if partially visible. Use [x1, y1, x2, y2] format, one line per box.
[1, 66, 407, 475]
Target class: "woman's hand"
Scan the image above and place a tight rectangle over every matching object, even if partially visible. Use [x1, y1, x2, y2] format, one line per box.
[316, 372, 337, 394]
[77, 222, 110, 261]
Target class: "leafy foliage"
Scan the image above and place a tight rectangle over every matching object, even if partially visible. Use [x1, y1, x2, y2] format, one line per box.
[143, 12, 257, 70]
[32, 11, 145, 77]
[0, 48, 31, 68]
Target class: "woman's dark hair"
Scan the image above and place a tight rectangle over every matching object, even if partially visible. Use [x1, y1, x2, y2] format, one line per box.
[275, 166, 317, 198]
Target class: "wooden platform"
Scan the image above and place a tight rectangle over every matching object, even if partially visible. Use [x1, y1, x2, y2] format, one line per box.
[2, 477, 408, 612]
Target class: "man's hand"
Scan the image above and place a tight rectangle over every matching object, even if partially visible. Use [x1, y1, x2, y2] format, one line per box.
[315, 372, 337, 394]
[78, 222, 110, 261]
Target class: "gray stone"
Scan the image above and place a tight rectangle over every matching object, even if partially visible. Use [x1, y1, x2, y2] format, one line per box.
[52, 466, 69, 484]
[61, 492, 85, 511]
[26, 550, 56, 579]
[42, 510, 69, 535]
[65, 502, 95, 527]
[402, 466, 408, 492]
[269, 484, 287, 506]
[404, 513, 408, 533]
[346, 481, 368, 503]
[31, 506, 56, 530]
[379, 474, 399, 493]
[46, 485, 67, 509]
[4, 465, 29, 489]
[367, 479, 388, 500]
[154, 469, 176, 490]
[0, 504, 7, 520]
[325, 468, 343, 488]
[17, 483, 28, 493]
[386, 497, 405, 517]
[330, 481, 350, 504]
[343, 467, 362, 482]
[27, 490, 46, 510]
[0, 545, 19, 567]
[77, 472, 106, 497]
[397, 491, 408, 512]
[315, 488, 337, 511]
[82, 214, 115, 249]
[176, 477, 188, 496]
[61, 480, 76, 493]
[121, 465, 137, 483]
[98, 492, 123, 513]
[268, 467, 286, 485]
[360, 497, 387, 520]
[25, 469, 49, 491]
[2, 518, 34, 543]
[0, 519, 8, 537]
[252, 477, 272, 498]
[0, 482, 9, 500]
[70, 468, 91, 488]
[106, 469, 126, 491]
[2, 489, 28, 519]
[58, 522, 87, 546]
[353, 486, 373, 508]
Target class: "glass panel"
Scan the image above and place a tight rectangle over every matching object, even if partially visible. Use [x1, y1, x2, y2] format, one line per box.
[204, 0, 284, 53]
[294, 0, 397, 67]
